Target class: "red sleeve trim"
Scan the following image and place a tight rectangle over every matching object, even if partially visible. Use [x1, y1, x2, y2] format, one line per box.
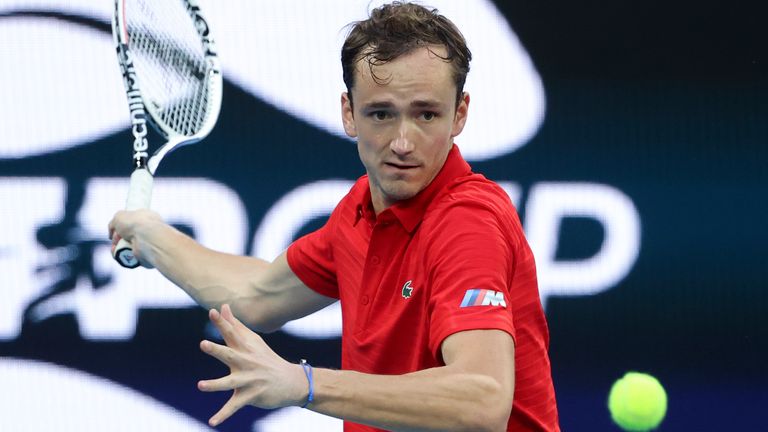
[287, 241, 340, 299]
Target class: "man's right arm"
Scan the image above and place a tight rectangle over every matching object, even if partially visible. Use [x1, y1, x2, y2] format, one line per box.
[108, 209, 335, 332]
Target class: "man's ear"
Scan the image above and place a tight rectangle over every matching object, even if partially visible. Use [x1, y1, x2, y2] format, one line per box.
[341, 92, 357, 138]
[451, 92, 470, 138]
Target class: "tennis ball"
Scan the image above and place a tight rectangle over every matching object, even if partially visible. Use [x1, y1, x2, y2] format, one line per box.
[608, 372, 667, 431]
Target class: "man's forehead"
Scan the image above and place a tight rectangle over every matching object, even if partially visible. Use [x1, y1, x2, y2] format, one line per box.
[358, 43, 449, 60]
[355, 44, 452, 81]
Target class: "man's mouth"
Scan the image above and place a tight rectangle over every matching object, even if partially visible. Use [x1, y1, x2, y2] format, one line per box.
[385, 162, 419, 170]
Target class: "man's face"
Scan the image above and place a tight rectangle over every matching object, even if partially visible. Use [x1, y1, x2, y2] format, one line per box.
[341, 45, 469, 213]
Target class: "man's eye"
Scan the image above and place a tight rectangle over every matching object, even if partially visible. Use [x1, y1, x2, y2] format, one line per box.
[372, 111, 389, 120]
[421, 112, 437, 121]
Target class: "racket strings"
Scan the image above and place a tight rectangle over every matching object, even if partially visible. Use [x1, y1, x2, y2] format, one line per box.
[126, 0, 214, 137]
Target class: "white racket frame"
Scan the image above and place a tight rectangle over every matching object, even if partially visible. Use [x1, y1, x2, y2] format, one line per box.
[112, 0, 222, 268]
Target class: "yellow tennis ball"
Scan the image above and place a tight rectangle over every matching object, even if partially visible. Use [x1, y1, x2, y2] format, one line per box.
[608, 372, 668, 431]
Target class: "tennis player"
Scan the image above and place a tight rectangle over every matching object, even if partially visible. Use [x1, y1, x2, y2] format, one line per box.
[109, 2, 559, 431]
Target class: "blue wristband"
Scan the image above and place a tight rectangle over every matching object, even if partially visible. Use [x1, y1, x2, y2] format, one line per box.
[300, 359, 314, 408]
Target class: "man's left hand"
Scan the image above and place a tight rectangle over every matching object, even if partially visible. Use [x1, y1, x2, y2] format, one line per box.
[197, 304, 308, 427]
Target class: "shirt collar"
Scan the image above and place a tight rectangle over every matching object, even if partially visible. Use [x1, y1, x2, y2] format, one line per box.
[354, 144, 472, 232]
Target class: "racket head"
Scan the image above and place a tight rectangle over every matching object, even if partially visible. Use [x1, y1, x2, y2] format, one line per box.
[112, 0, 222, 164]
[111, 0, 221, 268]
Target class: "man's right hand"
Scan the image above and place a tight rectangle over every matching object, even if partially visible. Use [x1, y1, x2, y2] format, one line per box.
[108, 209, 165, 269]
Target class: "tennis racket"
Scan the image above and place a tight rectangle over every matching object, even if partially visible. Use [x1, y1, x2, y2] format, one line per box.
[111, 0, 222, 268]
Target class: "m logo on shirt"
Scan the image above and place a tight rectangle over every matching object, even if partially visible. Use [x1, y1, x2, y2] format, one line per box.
[460, 289, 507, 308]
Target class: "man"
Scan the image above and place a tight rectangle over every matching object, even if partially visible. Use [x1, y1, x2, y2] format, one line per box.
[109, 2, 559, 431]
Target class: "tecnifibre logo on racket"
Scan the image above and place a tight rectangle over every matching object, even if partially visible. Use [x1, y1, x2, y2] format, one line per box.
[187, 1, 216, 57]
[116, 46, 149, 164]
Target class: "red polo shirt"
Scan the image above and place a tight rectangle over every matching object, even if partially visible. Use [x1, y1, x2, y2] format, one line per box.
[287, 145, 559, 431]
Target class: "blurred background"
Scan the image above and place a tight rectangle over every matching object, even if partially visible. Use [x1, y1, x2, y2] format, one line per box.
[0, 0, 765, 430]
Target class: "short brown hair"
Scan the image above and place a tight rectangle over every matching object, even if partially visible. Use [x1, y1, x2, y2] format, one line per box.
[341, 2, 472, 108]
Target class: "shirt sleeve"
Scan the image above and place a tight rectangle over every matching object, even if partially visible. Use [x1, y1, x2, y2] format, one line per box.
[425, 197, 518, 360]
[287, 214, 340, 300]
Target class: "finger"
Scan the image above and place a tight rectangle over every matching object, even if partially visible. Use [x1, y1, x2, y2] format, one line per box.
[108, 212, 124, 240]
[219, 308, 273, 359]
[221, 303, 256, 335]
[221, 304, 248, 332]
[108, 213, 127, 248]
[221, 303, 235, 321]
[197, 374, 243, 392]
[200, 339, 239, 366]
[110, 233, 122, 253]
[210, 307, 242, 347]
[209, 393, 247, 427]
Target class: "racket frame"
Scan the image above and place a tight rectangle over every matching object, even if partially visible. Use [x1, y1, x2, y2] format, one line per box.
[112, 0, 222, 268]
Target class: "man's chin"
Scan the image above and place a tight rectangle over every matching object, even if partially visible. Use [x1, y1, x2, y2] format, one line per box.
[381, 182, 422, 203]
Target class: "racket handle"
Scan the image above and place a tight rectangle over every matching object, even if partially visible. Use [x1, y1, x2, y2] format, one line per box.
[114, 168, 154, 268]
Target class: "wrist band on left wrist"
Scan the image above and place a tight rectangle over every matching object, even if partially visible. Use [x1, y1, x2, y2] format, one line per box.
[300, 359, 314, 408]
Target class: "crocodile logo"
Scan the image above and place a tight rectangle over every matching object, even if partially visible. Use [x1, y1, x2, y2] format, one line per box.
[401, 280, 414, 299]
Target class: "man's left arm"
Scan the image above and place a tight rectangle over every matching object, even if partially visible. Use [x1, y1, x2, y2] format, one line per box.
[199, 304, 514, 432]
[311, 328, 514, 432]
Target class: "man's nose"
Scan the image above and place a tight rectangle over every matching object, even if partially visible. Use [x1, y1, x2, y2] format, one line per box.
[390, 120, 415, 155]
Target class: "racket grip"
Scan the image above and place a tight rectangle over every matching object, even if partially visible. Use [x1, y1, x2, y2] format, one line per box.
[114, 168, 154, 268]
